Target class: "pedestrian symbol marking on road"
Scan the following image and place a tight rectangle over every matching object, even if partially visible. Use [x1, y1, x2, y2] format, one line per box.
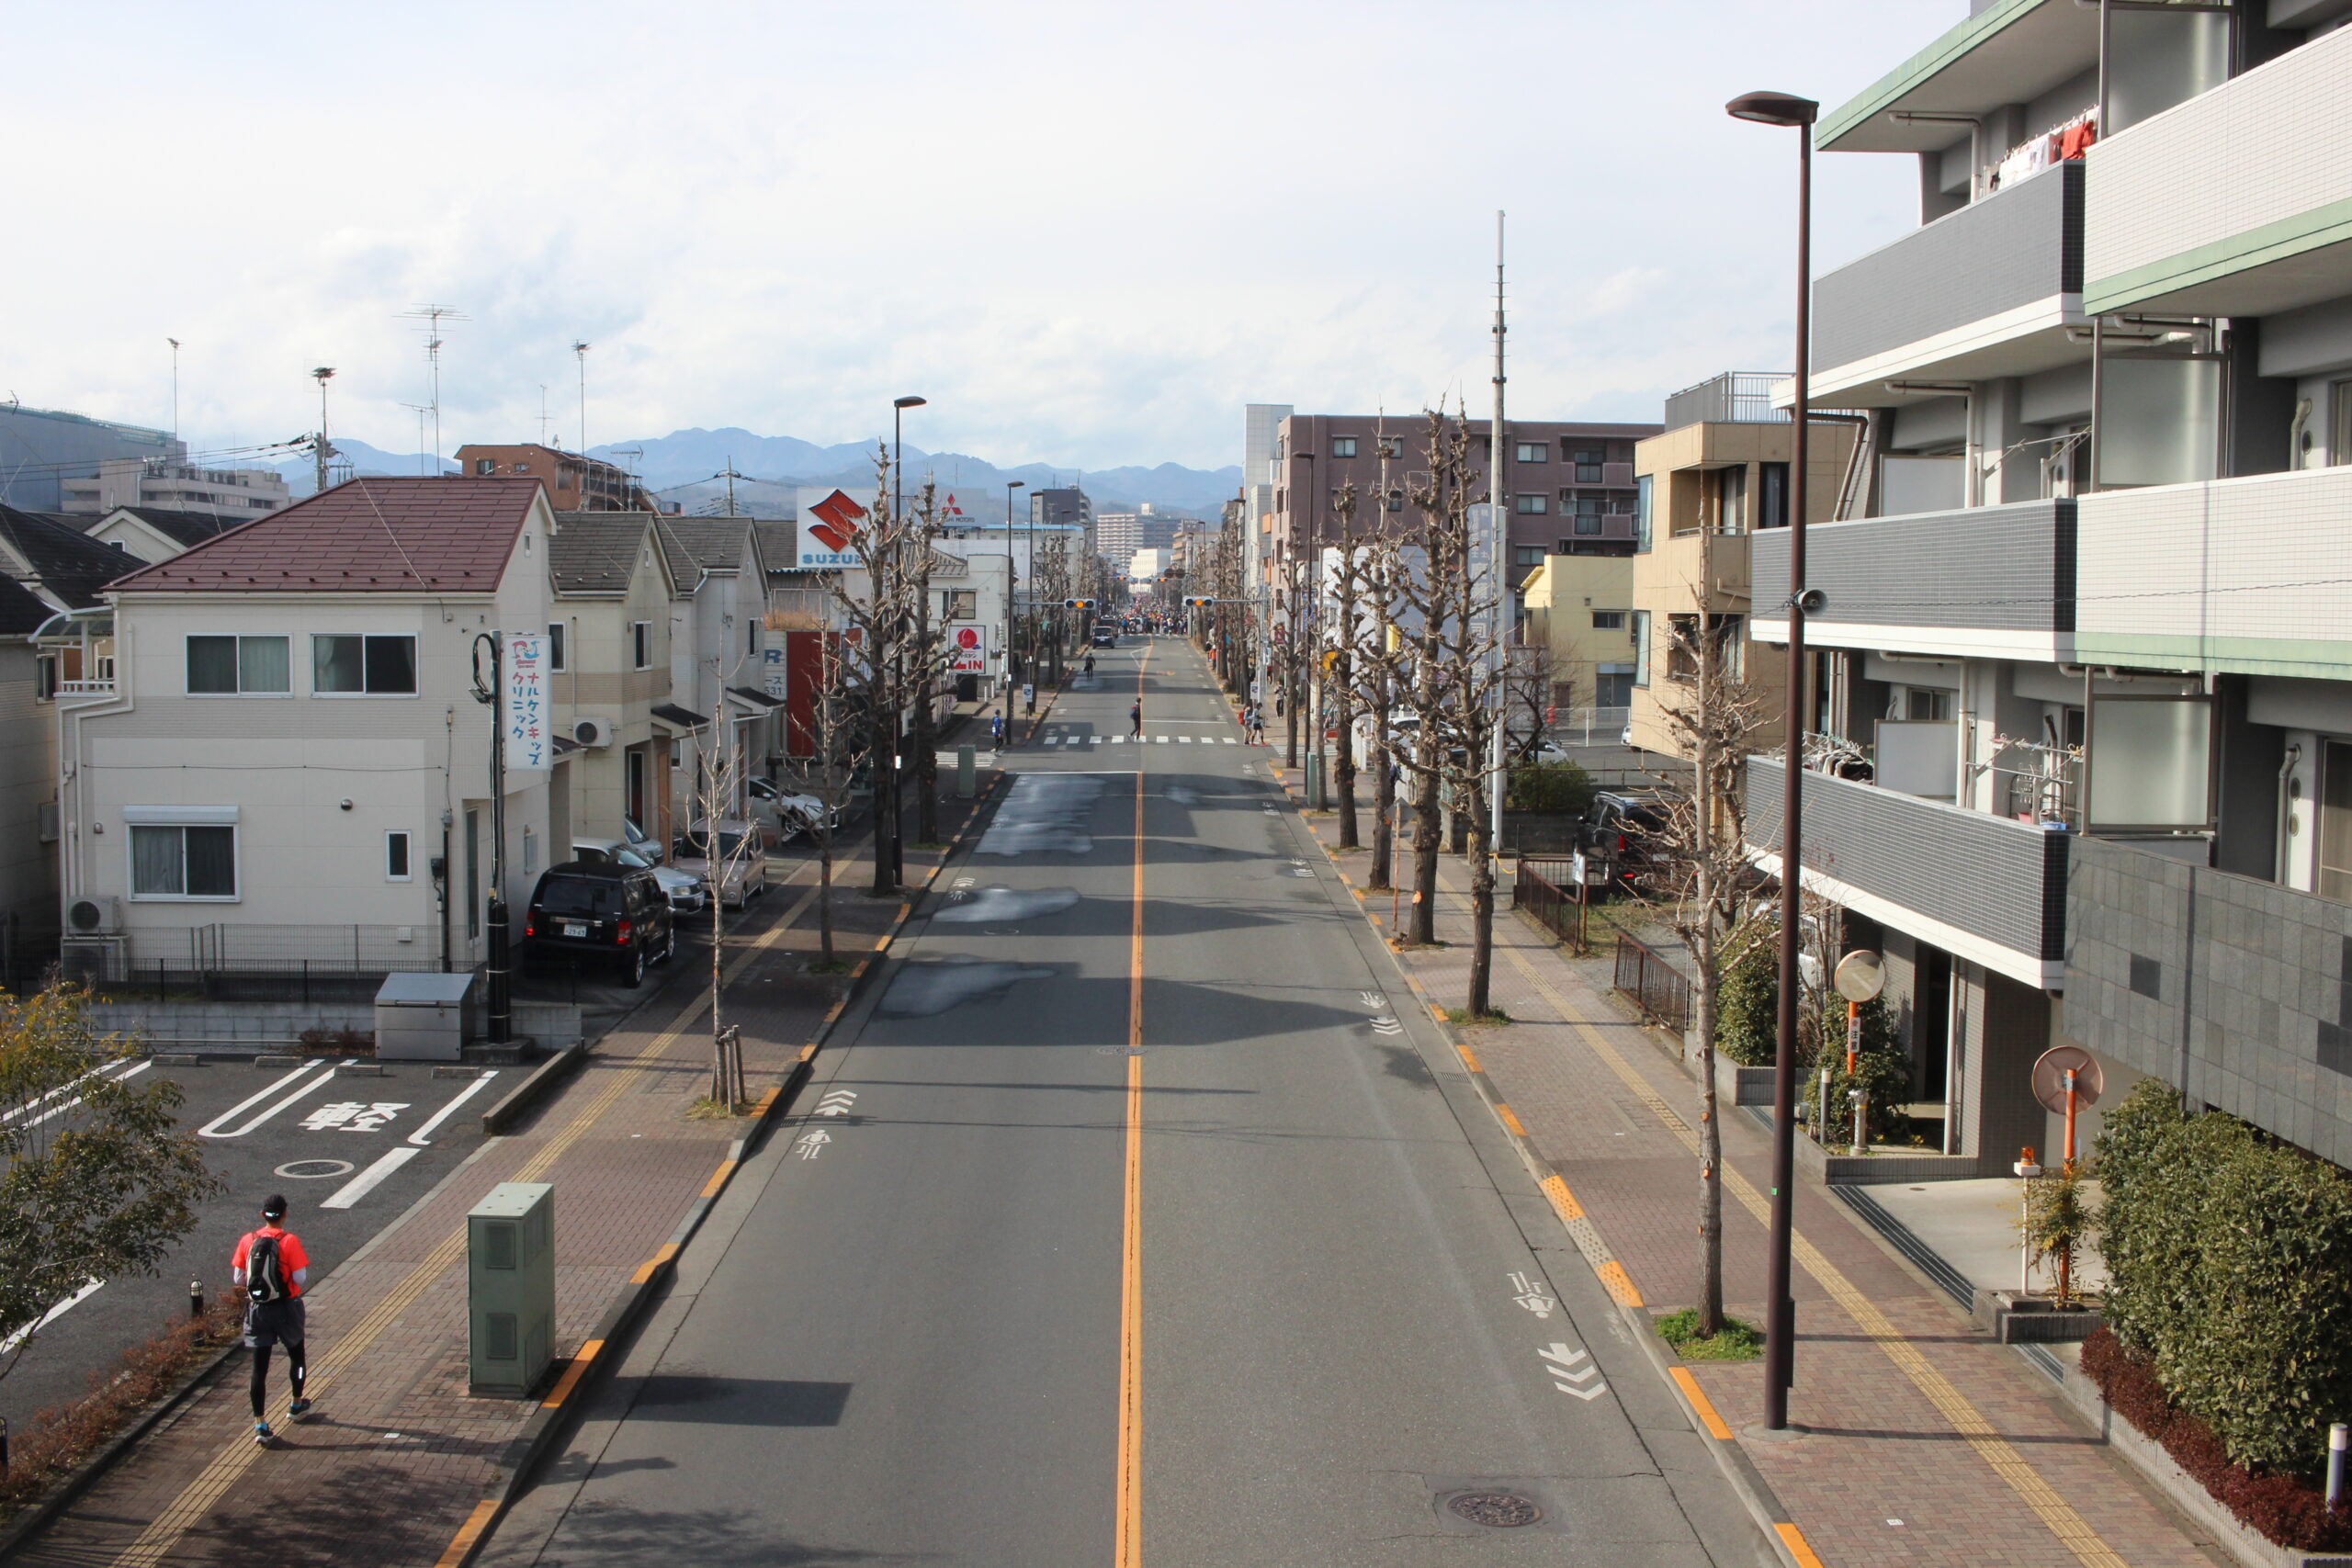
[1539, 1342, 1605, 1399]
[1510, 1271, 1556, 1318]
[813, 1090, 857, 1118]
[796, 1130, 832, 1160]
[300, 1101, 410, 1133]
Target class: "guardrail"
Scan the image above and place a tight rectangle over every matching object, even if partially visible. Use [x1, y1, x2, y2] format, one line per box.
[1515, 858, 1587, 953]
[1612, 931, 1691, 1031]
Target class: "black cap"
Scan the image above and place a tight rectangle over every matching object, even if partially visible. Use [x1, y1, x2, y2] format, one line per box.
[261, 1195, 288, 1220]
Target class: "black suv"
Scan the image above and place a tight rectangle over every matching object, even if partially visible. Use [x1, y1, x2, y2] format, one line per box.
[525, 861, 675, 987]
[1580, 790, 1675, 890]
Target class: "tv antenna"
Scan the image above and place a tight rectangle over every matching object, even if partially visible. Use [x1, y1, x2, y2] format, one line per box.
[571, 341, 591, 454]
[397, 303, 469, 469]
[400, 403, 434, 473]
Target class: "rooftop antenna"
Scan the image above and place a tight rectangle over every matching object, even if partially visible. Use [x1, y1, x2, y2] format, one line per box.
[401, 403, 433, 473]
[167, 338, 181, 442]
[571, 341, 591, 454]
[538, 385, 551, 446]
[311, 367, 337, 495]
[397, 303, 468, 470]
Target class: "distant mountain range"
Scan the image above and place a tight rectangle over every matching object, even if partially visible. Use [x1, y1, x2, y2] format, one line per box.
[272, 428, 1240, 523]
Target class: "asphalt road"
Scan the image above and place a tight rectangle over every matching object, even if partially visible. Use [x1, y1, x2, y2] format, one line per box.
[488, 637, 1771, 1567]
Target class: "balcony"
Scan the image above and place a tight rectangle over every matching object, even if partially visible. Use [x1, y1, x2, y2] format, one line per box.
[2085, 25, 2352, 318]
[1750, 498, 2075, 660]
[1747, 756, 2070, 988]
[1663, 372, 1789, 428]
[1817, 1, 2098, 155]
[2066, 836, 2352, 1168]
[2075, 466, 2352, 681]
[1808, 161, 2083, 409]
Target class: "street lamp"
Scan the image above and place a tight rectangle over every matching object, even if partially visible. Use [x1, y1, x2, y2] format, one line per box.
[1005, 479, 1025, 694]
[1726, 85, 1818, 1437]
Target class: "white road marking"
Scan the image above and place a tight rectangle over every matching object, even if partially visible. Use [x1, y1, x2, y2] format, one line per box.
[1368, 1017, 1403, 1035]
[2, 1056, 134, 1127]
[1510, 1271, 1556, 1318]
[1089, 736, 1102, 744]
[0, 1279, 104, 1355]
[13, 1059, 152, 1132]
[319, 1145, 424, 1209]
[1360, 992, 1385, 1008]
[1155, 736, 1170, 744]
[404, 1070, 502, 1145]
[275, 1158, 356, 1179]
[813, 1089, 857, 1117]
[795, 1129, 831, 1160]
[197, 1061, 348, 1139]
[1222, 737, 1238, 744]
[1539, 1342, 1606, 1399]
[1178, 736, 1193, 743]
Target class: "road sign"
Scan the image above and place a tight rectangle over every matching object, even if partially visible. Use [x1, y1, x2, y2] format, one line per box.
[1833, 950, 1885, 1002]
[2031, 1045, 2104, 1113]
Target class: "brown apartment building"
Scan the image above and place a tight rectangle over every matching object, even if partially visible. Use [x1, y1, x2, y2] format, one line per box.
[1265, 413, 1660, 592]
[455, 444, 655, 513]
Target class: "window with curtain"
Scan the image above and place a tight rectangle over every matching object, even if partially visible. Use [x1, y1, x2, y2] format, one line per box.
[313, 635, 416, 694]
[187, 635, 289, 694]
[130, 824, 236, 897]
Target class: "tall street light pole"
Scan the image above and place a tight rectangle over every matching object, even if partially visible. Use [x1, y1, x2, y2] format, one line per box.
[1727, 86, 1819, 1437]
[1006, 479, 1025, 694]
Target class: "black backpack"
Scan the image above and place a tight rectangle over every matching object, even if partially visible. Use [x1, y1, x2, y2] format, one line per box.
[246, 1233, 287, 1304]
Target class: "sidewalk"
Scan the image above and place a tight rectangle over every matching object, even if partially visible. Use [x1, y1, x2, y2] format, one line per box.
[1260, 740, 2226, 1568]
[8, 778, 999, 1568]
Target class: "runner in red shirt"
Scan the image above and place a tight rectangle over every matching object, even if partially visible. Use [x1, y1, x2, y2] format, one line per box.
[232, 1195, 313, 1444]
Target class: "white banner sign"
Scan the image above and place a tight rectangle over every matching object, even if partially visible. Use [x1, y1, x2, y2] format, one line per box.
[503, 633, 551, 773]
[762, 644, 786, 698]
[945, 621, 989, 674]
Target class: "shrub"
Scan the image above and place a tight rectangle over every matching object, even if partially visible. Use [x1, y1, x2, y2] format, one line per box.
[1655, 1307, 1761, 1361]
[1506, 761, 1594, 817]
[1713, 923, 1777, 1066]
[1797, 1043, 1912, 1145]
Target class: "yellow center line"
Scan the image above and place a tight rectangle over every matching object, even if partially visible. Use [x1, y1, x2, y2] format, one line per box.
[112, 857, 831, 1568]
[1492, 940, 2130, 1568]
[1115, 637, 1150, 1567]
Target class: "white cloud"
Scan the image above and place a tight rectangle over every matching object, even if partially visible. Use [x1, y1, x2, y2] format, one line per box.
[6, 0, 1952, 470]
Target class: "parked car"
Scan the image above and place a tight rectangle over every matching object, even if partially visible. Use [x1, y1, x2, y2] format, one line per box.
[749, 776, 843, 839]
[571, 840, 707, 917]
[524, 861, 675, 987]
[673, 820, 769, 908]
[1091, 626, 1118, 648]
[1579, 790, 1674, 888]
[1521, 738, 1573, 767]
[622, 815, 664, 865]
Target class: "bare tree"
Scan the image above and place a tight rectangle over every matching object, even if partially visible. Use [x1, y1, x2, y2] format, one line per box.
[1363, 532, 1403, 894]
[904, 479, 949, 846]
[797, 613, 872, 970]
[1636, 607, 1765, 1338]
[824, 449, 916, 894]
[1326, 483, 1364, 849]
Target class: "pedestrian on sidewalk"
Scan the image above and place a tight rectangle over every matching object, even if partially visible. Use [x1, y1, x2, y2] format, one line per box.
[989, 709, 1004, 747]
[1250, 707, 1266, 745]
[232, 1195, 313, 1444]
[1130, 700, 1143, 738]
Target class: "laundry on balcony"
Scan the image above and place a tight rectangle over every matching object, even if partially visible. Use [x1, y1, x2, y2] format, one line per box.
[1987, 109, 2098, 192]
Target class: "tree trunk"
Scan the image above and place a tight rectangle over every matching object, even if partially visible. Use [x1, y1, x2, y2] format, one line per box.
[1409, 777, 1440, 945]
[1283, 663, 1299, 768]
[870, 710, 897, 893]
[818, 829, 836, 965]
[1334, 647, 1359, 848]
[1465, 772, 1494, 1014]
[1370, 725, 1395, 891]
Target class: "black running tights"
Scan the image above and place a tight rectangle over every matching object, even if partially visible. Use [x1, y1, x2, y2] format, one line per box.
[251, 1341, 306, 1417]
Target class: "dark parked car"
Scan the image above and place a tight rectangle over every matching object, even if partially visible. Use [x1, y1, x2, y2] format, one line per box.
[525, 861, 675, 986]
[1579, 790, 1675, 888]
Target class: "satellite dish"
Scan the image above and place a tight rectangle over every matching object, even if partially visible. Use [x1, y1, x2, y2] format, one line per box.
[2031, 1045, 2105, 1113]
[1833, 949, 1884, 1002]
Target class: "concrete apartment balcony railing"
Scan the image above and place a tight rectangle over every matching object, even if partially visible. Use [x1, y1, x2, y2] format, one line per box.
[1747, 755, 2069, 988]
[1750, 498, 2074, 661]
[2085, 25, 2352, 318]
[2075, 465, 2352, 680]
[1807, 161, 2083, 410]
[1817, 0, 2098, 155]
[2065, 834, 2352, 1168]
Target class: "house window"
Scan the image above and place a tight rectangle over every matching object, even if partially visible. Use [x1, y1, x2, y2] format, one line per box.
[1635, 474, 1653, 552]
[747, 617, 759, 657]
[945, 590, 977, 618]
[2321, 741, 2352, 902]
[187, 635, 291, 694]
[1668, 614, 1746, 682]
[631, 621, 652, 670]
[1591, 610, 1626, 630]
[313, 635, 417, 695]
[1631, 611, 1652, 688]
[35, 654, 58, 702]
[1332, 436, 1358, 458]
[547, 623, 567, 671]
[628, 750, 647, 826]
[1385, 490, 1403, 512]
[1574, 449, 1603, 483]
[1758, 461, 1790, 529]
[1515, 441, 1547, 463]
[386, 830, 413, 881]
[1513, 494, 1547, 514]
[1573, 496, 1605, 536]
[1716, 466, 1747, 533]
[475, 458, 495, 476]
[1515, 546, 1544, 567]
[1376, 435, 1403, 459]
[130, 823, 237, 899]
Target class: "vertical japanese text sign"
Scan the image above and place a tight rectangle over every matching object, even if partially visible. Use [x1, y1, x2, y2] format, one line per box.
[503, 633, 551, 773]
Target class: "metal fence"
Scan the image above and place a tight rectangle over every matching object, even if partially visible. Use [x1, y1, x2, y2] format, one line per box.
[64, 924, 454, 1004]
[1515, 858, 1586, 953]
[1612, 931, 1691, 1032]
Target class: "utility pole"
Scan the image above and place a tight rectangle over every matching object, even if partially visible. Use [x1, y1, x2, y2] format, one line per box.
[471, 633, 514, 1046]
[311, 367, 335, 496]
[398, 304, 467, 471]
[572, 341, 591, 455]
[167, 338, 180, 441]
[1488, 210, 1510, 853]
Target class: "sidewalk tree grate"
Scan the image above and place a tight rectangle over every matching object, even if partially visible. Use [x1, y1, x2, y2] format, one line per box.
[1446, 1492, 1542, 1528]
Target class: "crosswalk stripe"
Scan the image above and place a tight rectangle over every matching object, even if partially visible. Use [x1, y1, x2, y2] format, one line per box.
[1222, 737, 1238, 744]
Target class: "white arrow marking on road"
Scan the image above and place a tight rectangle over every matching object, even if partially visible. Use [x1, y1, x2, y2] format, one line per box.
[1510, 1271, 1556, 1318]
[1540, 1342, 1606, 1398]
[1369, 1018, 1404, 1035]
[796, 1129, 831, 1159]
[320, 1145, 423, 1210]
[814, 1090, 857, 1117]
[0, 1278, 104, 1355]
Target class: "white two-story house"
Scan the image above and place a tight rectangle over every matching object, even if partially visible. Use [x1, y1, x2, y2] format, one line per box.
[55, 477, 556, 978]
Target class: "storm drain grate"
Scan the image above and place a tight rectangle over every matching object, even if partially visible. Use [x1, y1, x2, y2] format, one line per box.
[1446, 1492, 1542, 1529]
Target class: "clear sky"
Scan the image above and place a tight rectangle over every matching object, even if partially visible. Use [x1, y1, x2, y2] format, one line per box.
[6, 1, 1956, 473]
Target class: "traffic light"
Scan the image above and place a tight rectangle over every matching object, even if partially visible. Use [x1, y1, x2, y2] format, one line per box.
[1063, 597, 1096, 612]
[1182, 595, 1216, 608]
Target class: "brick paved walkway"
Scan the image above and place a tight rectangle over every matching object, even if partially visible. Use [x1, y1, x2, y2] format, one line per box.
[11, 768, 999, 1568]
[1259, 741, 2228, 1568]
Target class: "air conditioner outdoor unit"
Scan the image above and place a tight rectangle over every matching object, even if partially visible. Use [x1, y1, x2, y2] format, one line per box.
[66, 895, 120, 935]
[60, 936, 126, 986]
[571, 716, 616, 749]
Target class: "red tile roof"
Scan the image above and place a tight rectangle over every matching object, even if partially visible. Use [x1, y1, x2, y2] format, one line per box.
[109, 477, 544, 595]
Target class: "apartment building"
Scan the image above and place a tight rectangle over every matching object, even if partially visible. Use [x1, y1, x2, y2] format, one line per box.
[1747, 0, 2352, 1174]
[1626, 374, 1860, 758]
[1518, 554, 1638, 726]
[457, 444, 655, 513]
[1028, 487, 1095, 564]
[0, 404, 182, 513]
[58, 457, 289, 520]
[1095, 504, 1183, 573]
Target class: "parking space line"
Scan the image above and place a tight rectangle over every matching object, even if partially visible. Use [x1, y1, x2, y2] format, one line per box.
[2, 1055, 136, 1127]
[405, 1069, 502, 1145]
[0, 1278, 103, 1356]
[196, 1060, 346, 1139]
[320, 1145, 424, 1210]
[16, 1059, 151, 1133]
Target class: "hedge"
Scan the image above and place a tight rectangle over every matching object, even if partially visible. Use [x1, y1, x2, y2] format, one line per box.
[1506, 761, 1594, 816]
[2096, 1078, 2352, 1478]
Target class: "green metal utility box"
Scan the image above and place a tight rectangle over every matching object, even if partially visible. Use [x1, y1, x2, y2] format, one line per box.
[467, 1181, 553, 1396]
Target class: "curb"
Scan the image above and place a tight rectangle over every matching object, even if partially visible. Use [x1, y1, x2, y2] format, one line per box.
[477, 1043, 585, 1136]
[0, 1336, 243, 1562]
[1265, 761, 1826, 1568]
[437, 770, 1008, 1568]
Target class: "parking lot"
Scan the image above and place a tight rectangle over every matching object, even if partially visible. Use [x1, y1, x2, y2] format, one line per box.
[0, 1055, 495, 1426]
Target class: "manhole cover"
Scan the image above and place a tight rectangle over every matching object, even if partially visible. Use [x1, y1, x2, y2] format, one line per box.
[1448, 1492, 1543, 1529]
